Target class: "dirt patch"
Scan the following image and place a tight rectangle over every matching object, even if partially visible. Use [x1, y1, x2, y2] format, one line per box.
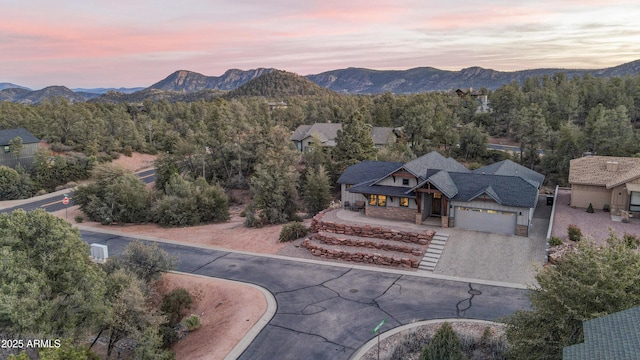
[111, 152, 156, 172]
[55, 204, 290, 255]
[155, 273, 267, 360]
[488, 136, 519, 147]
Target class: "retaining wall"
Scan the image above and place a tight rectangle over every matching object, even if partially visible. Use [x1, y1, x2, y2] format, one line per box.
[311, 233, 425, 256]
[310, 210, 435, 245]
[301, 239, 420, 268]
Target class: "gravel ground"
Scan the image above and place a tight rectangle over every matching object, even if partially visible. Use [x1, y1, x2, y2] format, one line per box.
[359, 320, 506, 360]
[551, 189, 640, 243]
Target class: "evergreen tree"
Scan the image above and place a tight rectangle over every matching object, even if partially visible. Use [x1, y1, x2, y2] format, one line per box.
[420, 322, 467, 360]
[505, 233, 640, 359]
[333, 109, 377, 169]
[0, 210, 109, 340]
[303, 165, 332, 215]
[513, 104, 548, 168]
[457, 123, 488, 161]
[249, 126, 300, 225]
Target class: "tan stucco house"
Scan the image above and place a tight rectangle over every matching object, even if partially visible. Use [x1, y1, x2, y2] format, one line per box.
[338, 151, 544, 236]
[569, 155, 640, 214]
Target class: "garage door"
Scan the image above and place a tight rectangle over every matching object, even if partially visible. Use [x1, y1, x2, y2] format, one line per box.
[455, 207, 517, 234]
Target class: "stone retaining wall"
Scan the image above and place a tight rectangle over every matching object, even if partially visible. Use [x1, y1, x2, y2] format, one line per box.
[365, 205, 416, 223]
[301, 239, 420, 268]
[310, 210, 435, 245]
[311, 234, 425, 256]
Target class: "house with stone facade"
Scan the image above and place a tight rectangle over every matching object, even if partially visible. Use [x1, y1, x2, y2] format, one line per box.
[337, 151, 543, 236]
[569, 155, 640, 215]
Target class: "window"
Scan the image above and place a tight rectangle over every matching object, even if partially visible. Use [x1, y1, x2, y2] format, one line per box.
[630, 192, 640, 212]
[377, 195, 386, 207]
[487, 210, 498, 214]
[3, 146, 9, 153]
[399, 197, 409, 207]
[345, 184, 352, 189]
[402, 178, 409, 186]
[368, 194, 387, 207]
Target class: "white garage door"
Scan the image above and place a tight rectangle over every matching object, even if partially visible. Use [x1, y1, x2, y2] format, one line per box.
[455, 207, 517, 235]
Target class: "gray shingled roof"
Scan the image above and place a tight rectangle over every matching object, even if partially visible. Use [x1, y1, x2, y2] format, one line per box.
[473, 159, 545, 188]
[413, 170, 459, 198]
[403, 151, 470, 179]
[0, 128, 40, 145]
[449, 172, 538, 208]
[348, 181, 416, 198]
[337, 160, 403, 185]
[340, 151, 540, 208]
[290, 124, 312, 141]
[563, 306, 640, 360]
[290, 123, 395, 146]
[371, 127, 395, 146]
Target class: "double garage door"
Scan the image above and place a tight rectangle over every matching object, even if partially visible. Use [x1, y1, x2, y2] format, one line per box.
[455, 207, 517, 235]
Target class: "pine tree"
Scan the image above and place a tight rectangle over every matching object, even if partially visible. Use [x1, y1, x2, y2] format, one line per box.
[420, 322, 467, 360]
[333, 109, 377, 169]
[304, 165, 332, 215]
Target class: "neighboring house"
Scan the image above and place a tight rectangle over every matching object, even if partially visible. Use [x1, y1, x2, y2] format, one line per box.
[563, 306, 640, 360]
[268, 101, 288, 110]
[568, 155, 640, 214]
[337, 151, 543, 236]
[0, 128, 40, 170]
[290, 123, 397, 151]
[454, 88, 490, 113]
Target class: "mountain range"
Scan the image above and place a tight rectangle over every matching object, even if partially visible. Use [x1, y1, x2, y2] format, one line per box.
[2, 59, 639, 103]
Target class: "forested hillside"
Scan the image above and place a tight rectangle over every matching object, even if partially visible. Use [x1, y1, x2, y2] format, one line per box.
[1, 71, 640, 194]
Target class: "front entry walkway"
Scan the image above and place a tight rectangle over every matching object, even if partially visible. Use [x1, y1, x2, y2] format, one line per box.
[419, 232, 450, 271]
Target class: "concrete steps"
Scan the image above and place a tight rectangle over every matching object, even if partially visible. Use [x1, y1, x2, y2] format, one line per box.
[419, 233, 450, 272]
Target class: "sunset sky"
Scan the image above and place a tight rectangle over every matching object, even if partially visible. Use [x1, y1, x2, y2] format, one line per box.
[2, 0, 639, 89]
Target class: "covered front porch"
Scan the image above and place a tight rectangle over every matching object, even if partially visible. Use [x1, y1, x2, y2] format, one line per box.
[414, 184, 451, 228]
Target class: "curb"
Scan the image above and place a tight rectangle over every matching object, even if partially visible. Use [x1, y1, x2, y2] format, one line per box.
[349, 318, 503, 360]
[169, 271, 277, 360]
[0, 168, 154, 210]
[77, 225, 529, 290]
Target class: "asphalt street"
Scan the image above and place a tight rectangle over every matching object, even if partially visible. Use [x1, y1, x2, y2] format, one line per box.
[81, 230, 531, 360]
[0, 168, 155, 213]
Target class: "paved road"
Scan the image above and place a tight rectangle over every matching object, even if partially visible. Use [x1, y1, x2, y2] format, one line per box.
[0, 169, 155, 213]
[488, 143, 545, 155]
[82, 230, 531, 360]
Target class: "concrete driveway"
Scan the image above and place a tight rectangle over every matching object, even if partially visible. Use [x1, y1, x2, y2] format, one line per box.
[433, 196, 550, 286]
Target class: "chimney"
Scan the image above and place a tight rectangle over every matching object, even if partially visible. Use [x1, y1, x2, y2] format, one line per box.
[606, 161, 619, 172]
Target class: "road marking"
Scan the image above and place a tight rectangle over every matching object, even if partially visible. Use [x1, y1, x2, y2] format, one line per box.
[40, 199, 63, 208]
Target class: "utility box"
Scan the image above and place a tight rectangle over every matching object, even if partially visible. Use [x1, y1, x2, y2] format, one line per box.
[546, 196, 554, 206]
[90, 243, 109, 263]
